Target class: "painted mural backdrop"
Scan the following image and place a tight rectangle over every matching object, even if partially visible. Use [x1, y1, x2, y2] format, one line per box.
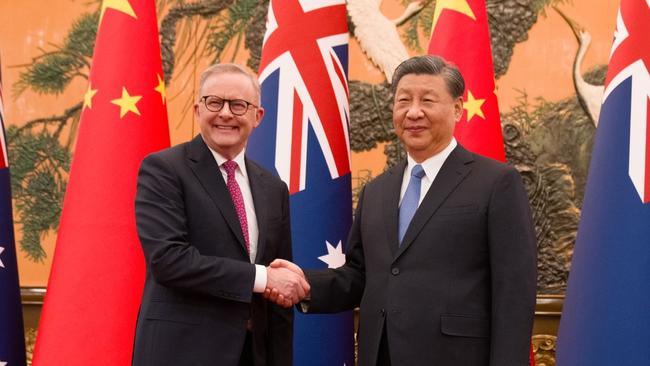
[0, 0, 617, 295]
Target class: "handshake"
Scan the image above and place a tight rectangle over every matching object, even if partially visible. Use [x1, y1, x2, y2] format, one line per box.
[265, 259, 310, 308]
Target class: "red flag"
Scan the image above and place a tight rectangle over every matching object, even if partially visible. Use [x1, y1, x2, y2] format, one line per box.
[33, 1, 170, 364]
[428, 1, 535, 364]
[427, 0, 504, 161]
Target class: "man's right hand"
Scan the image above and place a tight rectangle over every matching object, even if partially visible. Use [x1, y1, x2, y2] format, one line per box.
[266, 262, 310, 308]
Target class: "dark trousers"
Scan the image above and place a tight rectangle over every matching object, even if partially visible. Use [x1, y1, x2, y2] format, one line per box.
[239, 331, 254, 366]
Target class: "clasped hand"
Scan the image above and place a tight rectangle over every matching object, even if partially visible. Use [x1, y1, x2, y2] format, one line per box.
[265, 259, 309, 308]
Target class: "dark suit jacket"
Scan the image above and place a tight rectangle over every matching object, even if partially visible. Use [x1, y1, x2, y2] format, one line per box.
[305, 144, 537, 366]
[132, 136, 293, 366]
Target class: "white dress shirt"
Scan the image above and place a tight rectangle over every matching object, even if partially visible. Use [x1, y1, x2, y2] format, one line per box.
[399, 138, 458, 206]
[208, 147, 267, 293]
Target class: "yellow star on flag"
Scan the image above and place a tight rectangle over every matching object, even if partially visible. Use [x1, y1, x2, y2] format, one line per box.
[431, 0, 476, 34]
[100, 0, 137, 24]
[154, 74, 166, 105]
[83, 85, 98, 110]
[111, 87, 142, 118]
[463, 90, 486, 122]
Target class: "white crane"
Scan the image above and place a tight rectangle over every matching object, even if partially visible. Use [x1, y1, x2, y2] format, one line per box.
[555, 6, 604, 127]
[348, 0, 423, 82]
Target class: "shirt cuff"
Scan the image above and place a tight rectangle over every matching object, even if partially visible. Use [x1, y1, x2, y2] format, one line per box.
[299, 299, 310, 313]
[253, 264, 267, 293]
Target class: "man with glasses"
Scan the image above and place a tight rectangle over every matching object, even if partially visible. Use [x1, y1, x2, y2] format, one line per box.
[132, 63, 308, 366]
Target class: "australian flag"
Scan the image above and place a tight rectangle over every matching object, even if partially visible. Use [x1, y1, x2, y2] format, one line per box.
[556, 0, 650, 364]
[0, 58, 28, 366]
[247, 0, 354, 364]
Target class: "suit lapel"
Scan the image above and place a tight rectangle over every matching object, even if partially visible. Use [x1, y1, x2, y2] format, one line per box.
[394, 145, 474, 261]
[246, 158, 269, 264]
[383, 161, 406, 255]
[186, 136, 247, 254]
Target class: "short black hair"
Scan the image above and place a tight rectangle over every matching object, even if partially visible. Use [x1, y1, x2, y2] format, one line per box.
[391, 55, 465, 99]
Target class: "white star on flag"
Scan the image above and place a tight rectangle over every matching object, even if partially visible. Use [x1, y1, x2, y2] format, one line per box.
[0, 246, 5, 268]
[318, 240, 346, 269]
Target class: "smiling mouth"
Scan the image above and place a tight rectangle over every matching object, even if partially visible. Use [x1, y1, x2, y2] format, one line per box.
[405, 126, 426, 132]
[215, 125, 238, 130]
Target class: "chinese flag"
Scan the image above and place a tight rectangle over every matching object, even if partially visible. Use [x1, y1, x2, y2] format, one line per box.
[33, 1, 170, 365]
[427, 0, 504, 161]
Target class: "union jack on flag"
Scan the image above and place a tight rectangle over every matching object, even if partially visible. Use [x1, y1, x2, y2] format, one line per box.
[257, 0, 350, 194]
[601, 0, 650, 203]
[248, 0, 354, 365]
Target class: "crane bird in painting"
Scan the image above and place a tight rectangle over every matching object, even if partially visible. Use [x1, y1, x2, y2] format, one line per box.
[348, 0, 423, 81]
[555, 6, 605, 127]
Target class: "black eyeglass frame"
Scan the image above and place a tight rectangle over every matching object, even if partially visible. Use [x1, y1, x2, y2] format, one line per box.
[200, 95, 259, 116]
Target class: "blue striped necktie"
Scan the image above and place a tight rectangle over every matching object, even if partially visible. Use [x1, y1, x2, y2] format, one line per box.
[398, 164, 425, 245]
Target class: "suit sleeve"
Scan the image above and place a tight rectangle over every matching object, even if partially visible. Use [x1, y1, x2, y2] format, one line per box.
[487, 167, 537, 366]
[135, 153, 256, 303]
[302, 186, 367, 313]
[267, 184, 294, 366]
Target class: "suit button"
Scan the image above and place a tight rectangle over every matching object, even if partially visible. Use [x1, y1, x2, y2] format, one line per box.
[380, 309, 386, 317]
[391, 267, 400, 275]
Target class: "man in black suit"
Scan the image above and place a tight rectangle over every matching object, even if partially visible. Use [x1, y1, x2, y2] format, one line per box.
[269, 55, 537, 365]
[132, 63, 309, 366]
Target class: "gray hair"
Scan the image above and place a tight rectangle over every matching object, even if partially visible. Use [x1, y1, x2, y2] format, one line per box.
[198, 63, 261, 103]
[391, 55, 465, 99]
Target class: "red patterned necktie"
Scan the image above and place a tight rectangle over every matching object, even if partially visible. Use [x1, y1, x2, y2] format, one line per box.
[223, 160, 250, 254]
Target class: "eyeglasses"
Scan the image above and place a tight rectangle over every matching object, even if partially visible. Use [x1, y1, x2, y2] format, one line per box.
[200, 95, 258, 116]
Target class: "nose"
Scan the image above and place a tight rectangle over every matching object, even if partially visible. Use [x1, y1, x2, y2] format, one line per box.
[405, 102, 424, 119]
[217, 101, 234, 117]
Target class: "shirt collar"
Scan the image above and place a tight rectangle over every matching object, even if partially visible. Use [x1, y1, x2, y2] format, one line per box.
[406, 137, 457, 179]
[208, 147, 249, 179]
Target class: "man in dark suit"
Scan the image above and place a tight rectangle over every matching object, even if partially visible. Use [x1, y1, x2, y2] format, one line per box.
[269, 55, 537, 365]
[132, 63, 309, 366]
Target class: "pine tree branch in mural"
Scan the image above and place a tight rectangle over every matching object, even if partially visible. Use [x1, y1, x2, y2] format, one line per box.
[243, 1, 268, 71]
[159, 0, 236, 83]
[14, 12, 97, 96]
[10, 12, 97, 261]
[7, 124, 71, 262]
[208, 0, 259, 63]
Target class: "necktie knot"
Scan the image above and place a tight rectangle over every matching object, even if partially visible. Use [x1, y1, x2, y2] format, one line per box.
[411, 164, 425, 179]
[223, 160, 238, 177]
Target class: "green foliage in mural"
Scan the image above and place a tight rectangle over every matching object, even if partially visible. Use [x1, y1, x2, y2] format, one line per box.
[7, 125, 71, 261]
[401, 0, 434, 52]
[15, 12, 98, 95]
[208, 0, 259, 62]
[11, 12, 97, 261]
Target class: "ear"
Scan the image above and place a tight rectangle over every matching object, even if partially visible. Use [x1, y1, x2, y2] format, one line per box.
[193, 103, 200, 119]
[254, 107, 265, 128]
[453, 97, 463, 122]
